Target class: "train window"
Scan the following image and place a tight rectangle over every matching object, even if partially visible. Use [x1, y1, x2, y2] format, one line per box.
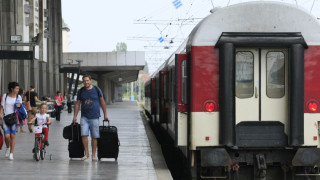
[181, 60, 187, 104]
[236, 51, 254, 98]
[266, 51, 285, 98]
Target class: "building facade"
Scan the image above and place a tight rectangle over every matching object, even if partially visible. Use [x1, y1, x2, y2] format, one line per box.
[0, 0, 63, 97]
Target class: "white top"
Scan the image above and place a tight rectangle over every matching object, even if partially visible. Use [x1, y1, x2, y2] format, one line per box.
[35, 113, 50, 127]
[1, 94, 22, 115]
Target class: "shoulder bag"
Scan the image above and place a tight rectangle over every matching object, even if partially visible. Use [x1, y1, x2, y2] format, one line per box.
[3, 94, 17, 126]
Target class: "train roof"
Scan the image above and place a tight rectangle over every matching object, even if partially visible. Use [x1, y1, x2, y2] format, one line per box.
[150, 38, 188, 77]
[188, 1, 320, 46]
[149, 1, 320, 77]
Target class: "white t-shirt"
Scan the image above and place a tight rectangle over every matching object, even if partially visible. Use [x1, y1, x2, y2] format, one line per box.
[1, 94, 22, 115]
[35, 113, 50, 127]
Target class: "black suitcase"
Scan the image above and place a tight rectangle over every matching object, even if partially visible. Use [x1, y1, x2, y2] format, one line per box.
[98, 120, 120, 160]
[63, 123, 81, 141]
[68, 141, 84, 158]
[68, 123, 84, 159]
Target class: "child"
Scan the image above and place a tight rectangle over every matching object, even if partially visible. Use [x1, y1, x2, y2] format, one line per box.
[28, 103, 51, 146]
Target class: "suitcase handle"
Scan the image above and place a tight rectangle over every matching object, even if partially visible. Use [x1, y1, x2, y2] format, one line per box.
[71, 123, 80, 141]
[102, 119, 110, 127]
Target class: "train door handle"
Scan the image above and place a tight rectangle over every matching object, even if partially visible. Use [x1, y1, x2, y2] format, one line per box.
[255, 86, 258, 98]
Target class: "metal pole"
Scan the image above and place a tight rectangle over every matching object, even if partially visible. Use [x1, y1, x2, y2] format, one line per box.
[68, 73, 74, 95]
[73, 60, 82, 96]
[73, 73, 80, 96]
[131, 82, 133, 100]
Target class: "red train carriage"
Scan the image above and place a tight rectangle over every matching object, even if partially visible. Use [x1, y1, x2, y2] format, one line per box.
[145, 2, 320, 179]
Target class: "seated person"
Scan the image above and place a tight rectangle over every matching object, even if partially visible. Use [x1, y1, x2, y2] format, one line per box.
[28, 103, 51, 146]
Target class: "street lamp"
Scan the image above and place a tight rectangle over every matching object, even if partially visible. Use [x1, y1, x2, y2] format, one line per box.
[75, 59, 83, 66]
[75, 59, 83, 76]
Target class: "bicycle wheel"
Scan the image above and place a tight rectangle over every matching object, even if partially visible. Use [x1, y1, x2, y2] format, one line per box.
[34, 138, 41, 161]
[40, 149, 46, 160]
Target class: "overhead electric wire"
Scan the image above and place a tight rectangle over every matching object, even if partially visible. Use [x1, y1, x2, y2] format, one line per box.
[310, 0, 316, 13]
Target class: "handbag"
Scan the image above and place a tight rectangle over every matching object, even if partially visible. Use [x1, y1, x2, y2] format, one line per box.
[3, 113, 17, 126]
[0, 130, 3, 150]
[63, 123, 81, 141]
[26, 91, 32, 111]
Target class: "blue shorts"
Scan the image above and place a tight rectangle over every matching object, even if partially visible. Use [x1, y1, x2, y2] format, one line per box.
[80, 116, 100, 138]
[3, 123, 17, 135]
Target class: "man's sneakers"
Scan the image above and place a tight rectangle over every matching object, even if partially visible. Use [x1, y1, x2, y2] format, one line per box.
[5, 148, 10, 157]
[9, 153, 13, 160]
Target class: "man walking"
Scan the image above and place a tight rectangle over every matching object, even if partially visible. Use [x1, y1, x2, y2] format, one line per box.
[24, 86, 44, 132]
[72, 74, 108, 161]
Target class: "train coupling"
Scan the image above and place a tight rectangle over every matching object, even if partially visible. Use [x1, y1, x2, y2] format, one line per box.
[255, 154, 267, 179]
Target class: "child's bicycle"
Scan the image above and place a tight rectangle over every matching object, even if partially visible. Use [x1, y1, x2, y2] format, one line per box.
[30, 122, 51, 161]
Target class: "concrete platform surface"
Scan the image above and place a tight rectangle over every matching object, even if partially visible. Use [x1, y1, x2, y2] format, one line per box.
[0, 101, 172, 180]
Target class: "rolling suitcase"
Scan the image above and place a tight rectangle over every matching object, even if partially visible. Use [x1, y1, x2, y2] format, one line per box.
[63, 123, 81, 141]
[98, 120, 120, 160]
[68, 123, 84, 159]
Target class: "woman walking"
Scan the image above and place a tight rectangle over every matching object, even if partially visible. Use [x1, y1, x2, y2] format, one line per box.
[54, 91, 64, 121]
[0, 82, 22, 160]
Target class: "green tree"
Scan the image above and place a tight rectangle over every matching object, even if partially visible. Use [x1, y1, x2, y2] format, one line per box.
[141, 62, 149, 73]
[114, 42, 127, 52]
[62, 18, 69, 28]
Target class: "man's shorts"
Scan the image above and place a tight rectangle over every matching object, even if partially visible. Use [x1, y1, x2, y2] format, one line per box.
[3, 123, 17, 135]
[80, 116, 100, 138]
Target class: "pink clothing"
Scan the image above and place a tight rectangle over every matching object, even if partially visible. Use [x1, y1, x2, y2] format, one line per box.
[54, 95, 64, 106]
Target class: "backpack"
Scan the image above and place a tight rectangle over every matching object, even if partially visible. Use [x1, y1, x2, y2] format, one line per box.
[15, 103, 28, 120]
[12, 95, 28, 120]
[79, 86, 102, 100]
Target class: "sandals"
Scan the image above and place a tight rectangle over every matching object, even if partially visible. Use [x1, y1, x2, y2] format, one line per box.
[81, 156, 89, 161]
[81, 155, 98, 161]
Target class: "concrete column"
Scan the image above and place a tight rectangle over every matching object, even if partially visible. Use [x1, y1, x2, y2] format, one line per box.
[0, 0, 62, 98]
[98, 77, 115, 105]
[115, 84, 122, 102]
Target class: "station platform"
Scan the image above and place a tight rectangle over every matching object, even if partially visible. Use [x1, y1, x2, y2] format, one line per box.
[0, 101, 172, 180]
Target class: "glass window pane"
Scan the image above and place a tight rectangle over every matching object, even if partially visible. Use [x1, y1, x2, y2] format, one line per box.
[266, 52, 285, 98]
[181, 60, 187, 104]
[236, 52, 254, 98]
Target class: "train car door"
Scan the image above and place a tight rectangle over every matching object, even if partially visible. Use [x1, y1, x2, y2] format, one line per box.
[160, 70, 168, 123]
[176, 54, 188, 146]
[235, 48, 288, 128]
